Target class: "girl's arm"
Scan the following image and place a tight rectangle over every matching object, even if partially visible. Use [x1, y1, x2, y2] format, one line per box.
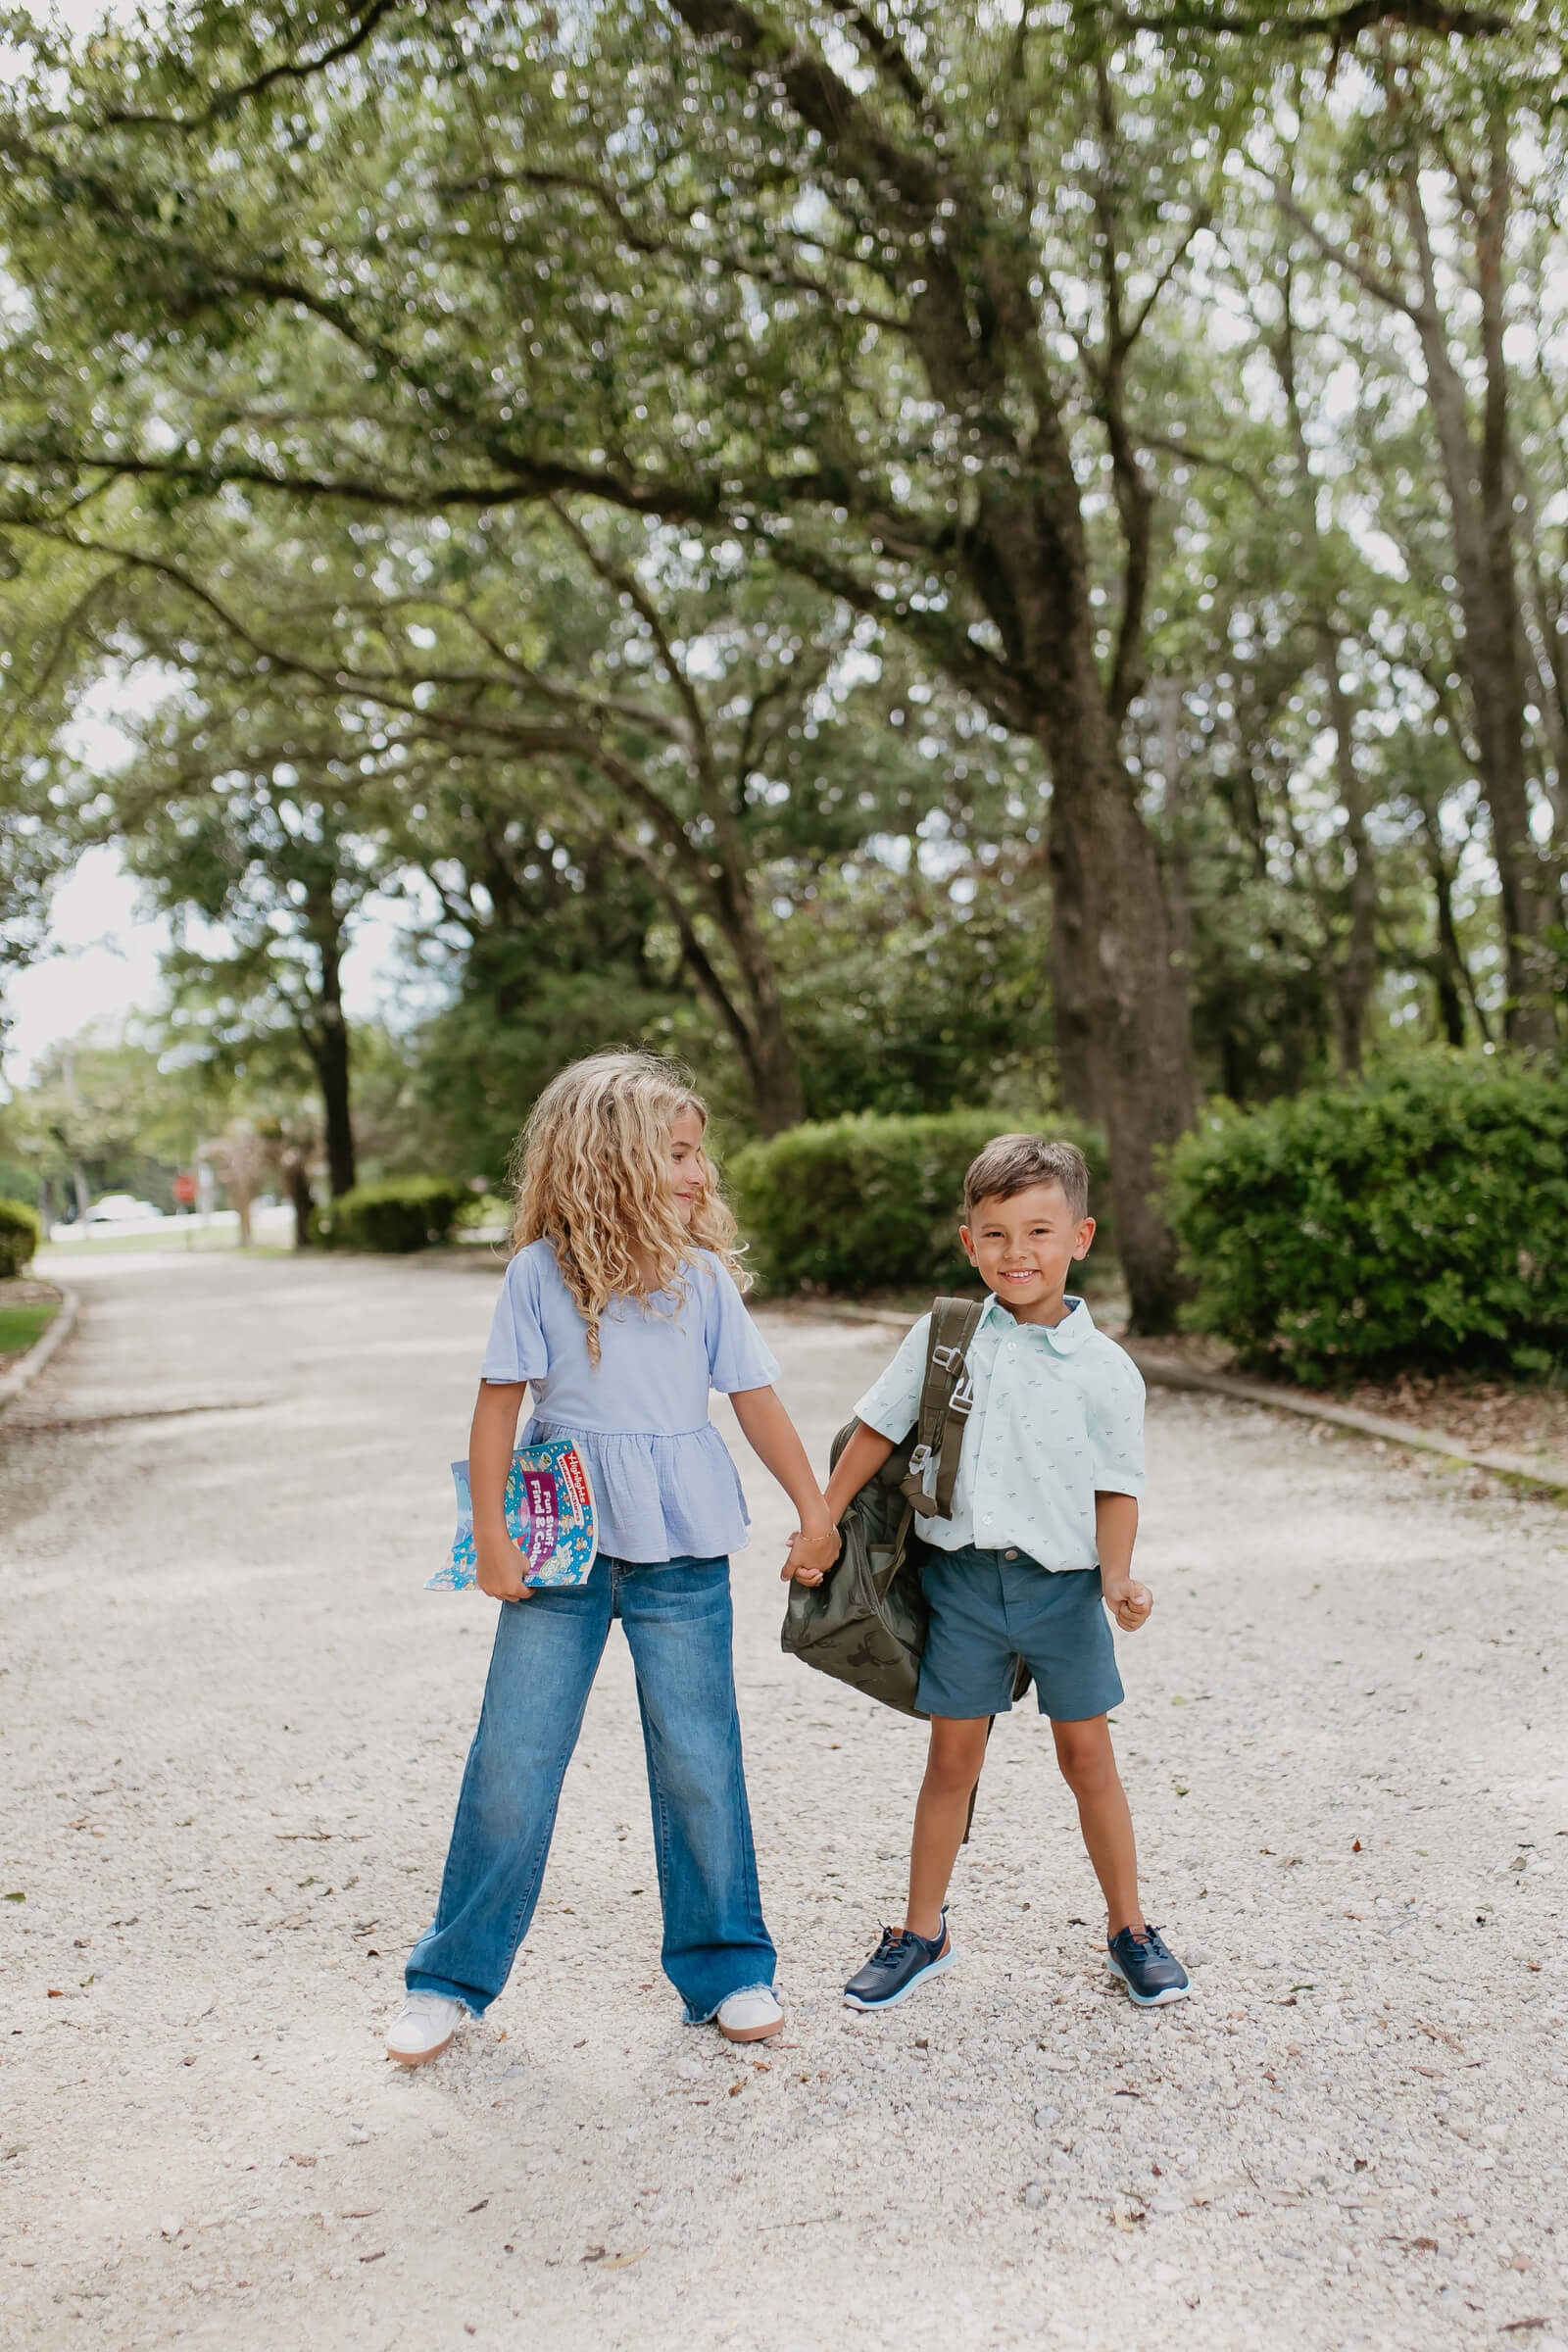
[469, 1380, 530, 1602]
[728, 1386, 840, 1578]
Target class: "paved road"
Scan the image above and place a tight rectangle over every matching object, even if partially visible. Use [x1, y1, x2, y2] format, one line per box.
[2, 1253, 1565, 2352]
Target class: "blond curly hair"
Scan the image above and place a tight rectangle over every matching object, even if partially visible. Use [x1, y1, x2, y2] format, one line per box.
[509, 1050, 748, 1365]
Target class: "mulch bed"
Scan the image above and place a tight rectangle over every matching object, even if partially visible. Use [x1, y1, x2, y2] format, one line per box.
[1125, 1330, 1568, 1473]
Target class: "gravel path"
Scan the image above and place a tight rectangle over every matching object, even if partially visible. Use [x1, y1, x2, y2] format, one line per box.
[3, 1252, 1565, 2352]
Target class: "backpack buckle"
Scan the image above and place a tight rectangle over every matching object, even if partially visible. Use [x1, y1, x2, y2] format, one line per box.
[906, 1442, 934, 1479]
[948, 1372, 975, 1418]
[930, 1343, 964, 1373]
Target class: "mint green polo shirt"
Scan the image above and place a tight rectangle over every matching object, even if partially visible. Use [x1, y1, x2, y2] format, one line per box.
[853, 1295, 1145, 1569]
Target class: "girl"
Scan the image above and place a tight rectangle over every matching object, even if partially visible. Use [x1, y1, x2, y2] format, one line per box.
[388, 1051, 839, 2064]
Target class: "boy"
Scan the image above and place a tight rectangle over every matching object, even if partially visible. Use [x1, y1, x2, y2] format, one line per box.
[789, 1135, 1189, 2012]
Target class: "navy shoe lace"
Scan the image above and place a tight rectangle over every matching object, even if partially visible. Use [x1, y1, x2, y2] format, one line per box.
[866, 1927, 913, 1972]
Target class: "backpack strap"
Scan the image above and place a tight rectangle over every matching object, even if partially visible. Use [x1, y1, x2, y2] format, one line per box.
[900, 1296, 984, 1521]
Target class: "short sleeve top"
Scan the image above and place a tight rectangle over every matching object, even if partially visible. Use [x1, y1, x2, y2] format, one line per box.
[477, 1240, 780, 1563]
[853, 1294, 1145, 1569]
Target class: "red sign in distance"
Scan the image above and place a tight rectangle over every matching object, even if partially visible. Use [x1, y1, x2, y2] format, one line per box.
[172, 1172, 198, 1206]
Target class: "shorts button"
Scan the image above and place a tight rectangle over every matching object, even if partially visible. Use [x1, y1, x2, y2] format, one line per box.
[1004, 1547, 1018, 1560]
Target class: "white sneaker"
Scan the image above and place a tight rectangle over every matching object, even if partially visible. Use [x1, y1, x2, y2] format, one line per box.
[385, 1990, 467, 2066]
[715, 1986, 784, 2043]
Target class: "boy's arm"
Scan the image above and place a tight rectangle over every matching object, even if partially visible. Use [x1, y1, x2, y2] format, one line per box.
[823, 1420, 896, 1520]
[470, 1380, 531, 1601]
[778, 1420, 898, 1586]
[1095, 1491, 1152, 1632]
[728, 1387, 840, 1577]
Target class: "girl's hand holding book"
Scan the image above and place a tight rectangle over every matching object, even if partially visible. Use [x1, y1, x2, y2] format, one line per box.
[475, 1535, 530, 1603]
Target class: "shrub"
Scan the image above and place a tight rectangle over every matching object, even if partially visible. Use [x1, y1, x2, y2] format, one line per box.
[0, 1197, 42, 1279]
[1165, 1055, 1568, 1385]
[728, 1109, 1107, 1297]
[315, 1176, 466, 1253]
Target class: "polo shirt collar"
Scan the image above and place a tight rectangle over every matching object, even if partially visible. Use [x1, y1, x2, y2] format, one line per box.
[977, 1291, 1096, 1354]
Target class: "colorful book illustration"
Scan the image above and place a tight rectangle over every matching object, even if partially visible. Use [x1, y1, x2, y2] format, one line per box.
[426, 1436, 598, 1592]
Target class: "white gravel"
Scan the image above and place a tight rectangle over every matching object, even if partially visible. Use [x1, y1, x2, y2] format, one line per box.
[2, 1251, 1566, 2351]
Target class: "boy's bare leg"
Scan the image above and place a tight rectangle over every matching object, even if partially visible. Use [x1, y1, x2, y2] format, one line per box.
[905, 1716, 991, 1940]
[1052, 1714, 1145, 1938]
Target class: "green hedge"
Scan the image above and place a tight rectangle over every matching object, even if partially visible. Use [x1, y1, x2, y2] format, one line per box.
[0, 1198, 41, 1279]
[728, 1109, 1107, 1296]
[313, 1177, 466, 1253]
[1165, 1056, 1568, 1385]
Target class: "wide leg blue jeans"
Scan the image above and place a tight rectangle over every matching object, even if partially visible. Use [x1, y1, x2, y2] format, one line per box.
[406, 1553, 776, 2023]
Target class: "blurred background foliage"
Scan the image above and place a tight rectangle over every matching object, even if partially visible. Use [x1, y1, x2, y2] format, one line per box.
[0, 0, 1564, 1344]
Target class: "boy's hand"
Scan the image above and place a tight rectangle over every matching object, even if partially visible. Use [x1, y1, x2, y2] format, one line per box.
[1102, 1577, 1152, 1632]
[780, 1524, 841, 1585]
[475, 1538, 531, 1603]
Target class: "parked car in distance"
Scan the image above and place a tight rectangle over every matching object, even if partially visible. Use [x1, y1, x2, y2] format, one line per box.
[85, 1194, 165, 1224]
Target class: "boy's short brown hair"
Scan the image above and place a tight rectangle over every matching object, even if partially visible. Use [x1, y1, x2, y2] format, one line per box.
[962, 1134, 1091, 1223]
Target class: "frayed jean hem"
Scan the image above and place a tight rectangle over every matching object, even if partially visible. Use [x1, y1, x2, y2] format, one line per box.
[682, 1977, 777, 2027]
[404, 1969, 488, 2019]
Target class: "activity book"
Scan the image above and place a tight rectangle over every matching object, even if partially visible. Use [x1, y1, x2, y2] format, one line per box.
[427, 1436, 598, 1592]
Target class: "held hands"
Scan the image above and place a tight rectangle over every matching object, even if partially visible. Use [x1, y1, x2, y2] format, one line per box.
[1102, 1577, 1152, 1633]
[780, 1520, 842, 1587]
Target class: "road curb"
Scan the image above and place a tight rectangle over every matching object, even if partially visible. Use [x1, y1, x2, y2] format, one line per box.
[768, 1298, 1568, 1495]
[0, 1287, 80, 1415]
[1123, 1349, 1568, 1494]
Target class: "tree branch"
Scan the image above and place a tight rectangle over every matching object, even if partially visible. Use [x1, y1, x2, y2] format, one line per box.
[1264, 174, 1420, 319]
[1114, 2, 1507, 41]
[0, 441, 722, 526]
[99, 0, 408, 131]
[764, 532, 1039, 735]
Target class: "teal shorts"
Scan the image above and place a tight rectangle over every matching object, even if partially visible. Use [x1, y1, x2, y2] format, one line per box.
[915, 1544, 1123, 1723]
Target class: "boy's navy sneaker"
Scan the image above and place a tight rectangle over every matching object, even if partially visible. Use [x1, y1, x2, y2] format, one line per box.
[1106, 1924, 1191, 2006]
[843, 1912, 955, 2011]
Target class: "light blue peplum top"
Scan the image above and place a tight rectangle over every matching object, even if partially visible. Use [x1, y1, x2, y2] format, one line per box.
[479, 1238, 780, 1564]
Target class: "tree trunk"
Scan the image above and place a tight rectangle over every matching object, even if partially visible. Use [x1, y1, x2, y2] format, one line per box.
[1417, 797, 1485, 1049]
[612, 823, 805, 1136]
[304, 927, 357, 1197]
[281, 1148, 315, 1249]
[1274, 256, 1379, 1075]
[1154, 681, 1196, 1005]
[1404, 142, 1556, 1050]
[675, 924, 804, 1136]
[1045, 710, 1195, 1331]
[1321, 638, 1378, 1074]
[1048, 813, 1100, 1124]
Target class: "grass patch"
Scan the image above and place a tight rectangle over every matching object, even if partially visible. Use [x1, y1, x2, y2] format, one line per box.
[0, 1300, 57, 1358]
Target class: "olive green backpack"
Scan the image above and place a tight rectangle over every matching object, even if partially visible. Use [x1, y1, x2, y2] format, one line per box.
[781, 1298, 1029, 1725]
